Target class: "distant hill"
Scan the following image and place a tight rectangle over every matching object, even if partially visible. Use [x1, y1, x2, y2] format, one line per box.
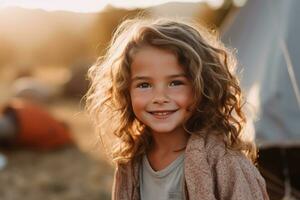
[0, 2, 227, 67]
[0, 7, 98, 67]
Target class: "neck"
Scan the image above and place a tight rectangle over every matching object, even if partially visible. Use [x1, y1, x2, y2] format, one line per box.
[149, 127, 190, 154]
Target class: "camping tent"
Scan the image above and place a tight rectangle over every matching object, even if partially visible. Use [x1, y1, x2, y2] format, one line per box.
[222, 0, 300, 199]
[223, 0, 300, 145]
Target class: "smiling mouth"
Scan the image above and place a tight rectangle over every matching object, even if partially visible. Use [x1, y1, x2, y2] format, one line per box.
[148, 110, 178, 118]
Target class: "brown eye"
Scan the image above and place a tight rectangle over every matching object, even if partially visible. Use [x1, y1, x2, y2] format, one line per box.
[169, 80, 184, 87]
[137, 82, 151, 88]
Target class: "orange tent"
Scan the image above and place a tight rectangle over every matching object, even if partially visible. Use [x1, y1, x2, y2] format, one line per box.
[2, 99, 73, 150]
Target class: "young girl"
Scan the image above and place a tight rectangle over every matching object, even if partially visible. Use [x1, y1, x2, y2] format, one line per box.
[86, 18, 269, 200]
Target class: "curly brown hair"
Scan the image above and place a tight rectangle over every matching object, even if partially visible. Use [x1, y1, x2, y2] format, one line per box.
[85, 17, 257, 164]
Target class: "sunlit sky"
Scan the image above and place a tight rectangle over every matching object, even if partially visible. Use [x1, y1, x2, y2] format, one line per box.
[0, 0, 225, 13]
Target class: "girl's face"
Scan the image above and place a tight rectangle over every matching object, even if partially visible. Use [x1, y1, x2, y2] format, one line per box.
[130, 46, 194, 135]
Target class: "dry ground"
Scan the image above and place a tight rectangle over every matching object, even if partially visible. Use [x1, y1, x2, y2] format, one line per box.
[0, 66, 114, 200]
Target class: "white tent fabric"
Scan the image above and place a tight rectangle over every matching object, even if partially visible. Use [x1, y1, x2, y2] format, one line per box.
[222, 0, 300, 145]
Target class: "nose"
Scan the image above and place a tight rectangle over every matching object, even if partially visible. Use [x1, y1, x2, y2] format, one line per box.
[152, 87, 170, 104]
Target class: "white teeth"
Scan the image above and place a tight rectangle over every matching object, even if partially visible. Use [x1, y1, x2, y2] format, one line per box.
[151, 111, 171, 116]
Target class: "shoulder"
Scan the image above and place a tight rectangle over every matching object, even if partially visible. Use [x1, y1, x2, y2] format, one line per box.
[186, 132, 248, 164]
[185, 133, 269, 200]
[186, 133, 261, 176]
[185, 133, 265, 184]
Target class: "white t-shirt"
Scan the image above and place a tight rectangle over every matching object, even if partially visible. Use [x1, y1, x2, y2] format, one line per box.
[139, 153, 185, 200]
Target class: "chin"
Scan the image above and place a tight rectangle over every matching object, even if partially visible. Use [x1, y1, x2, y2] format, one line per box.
[148, 126, 176, 134]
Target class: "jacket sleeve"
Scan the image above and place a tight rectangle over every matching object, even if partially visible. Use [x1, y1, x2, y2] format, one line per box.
[214, 154, 270, 200]
[112, 165, 130, 200]
[112, 165, 120, 200]
[112, 163, 139, 200]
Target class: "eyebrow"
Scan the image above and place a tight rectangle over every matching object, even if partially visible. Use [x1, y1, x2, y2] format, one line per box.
[131, 73, 187, 82]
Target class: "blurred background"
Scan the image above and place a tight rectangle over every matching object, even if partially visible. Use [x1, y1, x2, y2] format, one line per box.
[0, 0, 299, 199]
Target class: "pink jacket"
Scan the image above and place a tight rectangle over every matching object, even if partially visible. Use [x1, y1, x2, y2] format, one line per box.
[112, 133, 269, 200]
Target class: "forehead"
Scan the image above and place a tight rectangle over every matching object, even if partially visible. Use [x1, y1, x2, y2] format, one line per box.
[130, 46, 184, 77]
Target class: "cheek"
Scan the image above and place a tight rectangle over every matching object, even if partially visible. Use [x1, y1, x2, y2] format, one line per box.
[130, 91, 149, 114]
[170, 88, 194, 108]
